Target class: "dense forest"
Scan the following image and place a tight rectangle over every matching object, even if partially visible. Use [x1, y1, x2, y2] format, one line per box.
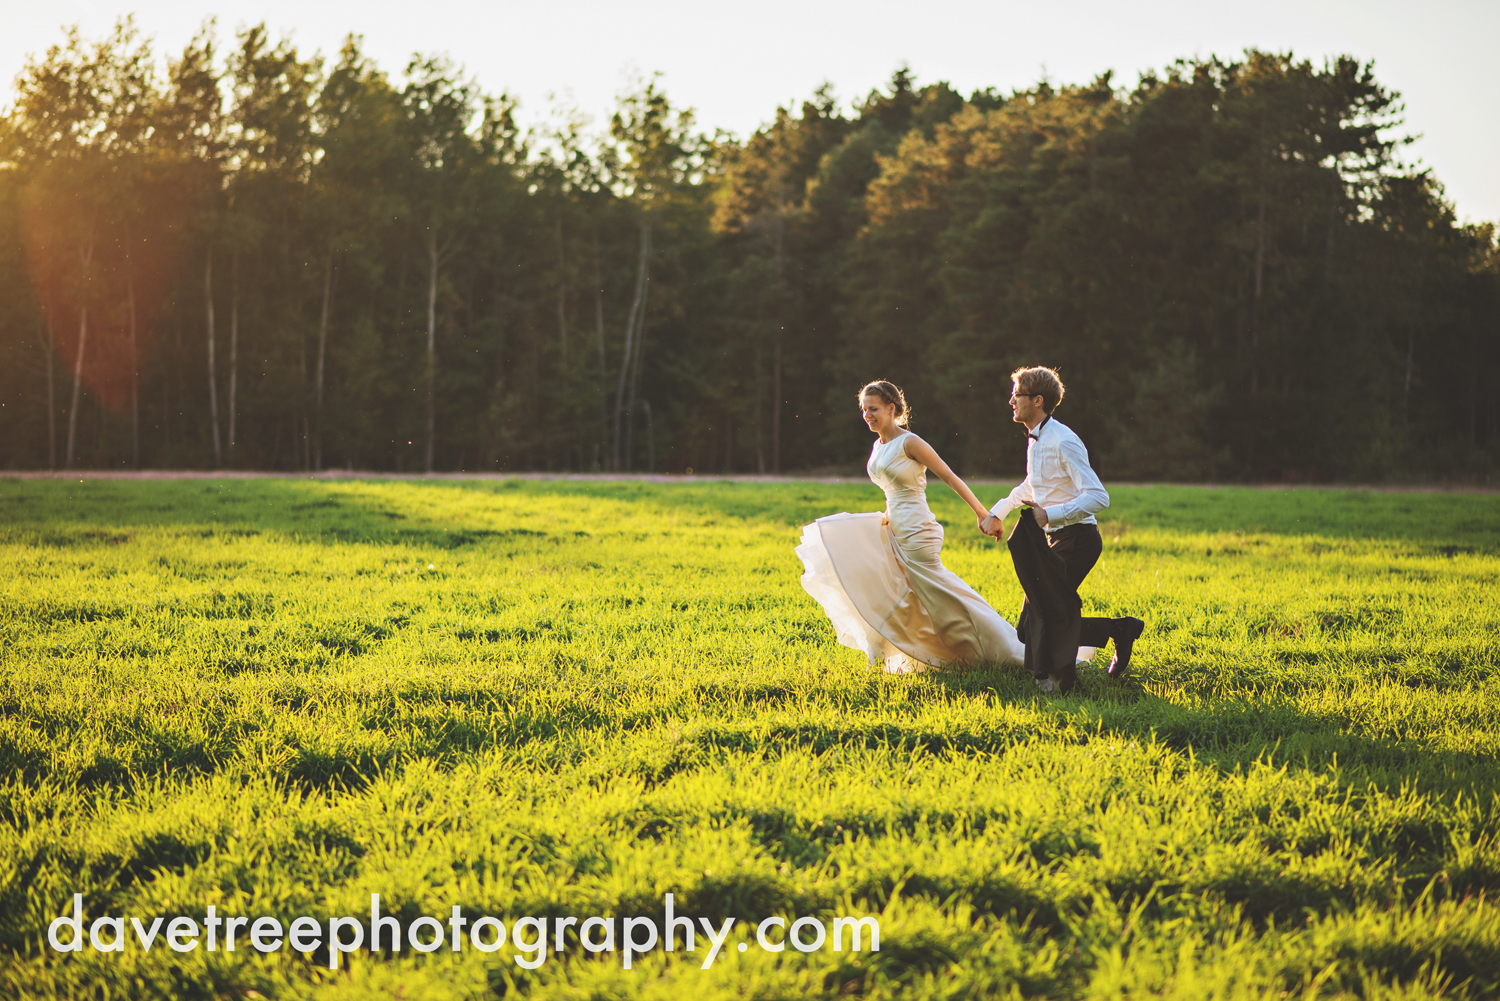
[1, 19, 1495, 480]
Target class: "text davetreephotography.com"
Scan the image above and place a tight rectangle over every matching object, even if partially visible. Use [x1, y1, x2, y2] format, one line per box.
[47, 892, 881, 970]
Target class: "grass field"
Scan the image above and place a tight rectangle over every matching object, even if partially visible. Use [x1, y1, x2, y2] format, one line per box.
[1, 477, 1498, 999]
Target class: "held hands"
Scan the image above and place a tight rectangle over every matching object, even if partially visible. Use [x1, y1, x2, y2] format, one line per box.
[977, 507, 1046, 538]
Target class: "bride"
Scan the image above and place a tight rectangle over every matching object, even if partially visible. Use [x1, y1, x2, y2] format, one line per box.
[796, 380, 1024, 673]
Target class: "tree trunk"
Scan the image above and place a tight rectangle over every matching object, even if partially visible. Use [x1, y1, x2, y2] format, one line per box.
[205, 249, 222, 467]
[128, 280, 139, 466]
[1472, 359, 1479, 445]
[171, 310, 182, 452]
[315, 253, 333, 470]
[612, 221, 651, 469]
[555, 217, 568, 367]
[66, 305, 87, 470]
[1250, 184, 1266, 397]
[1403, 330, 1414, 411]
[43, 317, 56, 471]
[425, 231, 438, 473]
[642, 398, 654, 472]
[296, 260, 308, 471]
[754, 331, 765, 474]
[594, 236, 608, 458]
[773, 332, 782, 473]
[228, 251, 238, 453]
[125, 232, 140, 468]
[625, 252, 650, 471]
[772, 205, 785, 472]
[65, 236, 95, 470]
[1324, 171, 1339, 281]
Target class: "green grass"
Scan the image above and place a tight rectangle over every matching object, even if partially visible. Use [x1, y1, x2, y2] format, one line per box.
[1, 477, 1497, 999]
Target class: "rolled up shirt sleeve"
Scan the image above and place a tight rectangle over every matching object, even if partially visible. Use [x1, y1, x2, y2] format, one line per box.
[1042, 437, 1109, 525]
[990, 478, 1034, 520]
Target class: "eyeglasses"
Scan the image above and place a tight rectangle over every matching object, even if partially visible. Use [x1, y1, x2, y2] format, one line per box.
[1008, 392, 1042, 403]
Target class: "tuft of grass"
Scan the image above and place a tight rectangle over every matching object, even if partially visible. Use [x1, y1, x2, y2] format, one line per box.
[0, 478, 1497, 999]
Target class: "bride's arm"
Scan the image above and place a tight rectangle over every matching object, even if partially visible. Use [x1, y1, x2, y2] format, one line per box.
[903, 436, 990, 522]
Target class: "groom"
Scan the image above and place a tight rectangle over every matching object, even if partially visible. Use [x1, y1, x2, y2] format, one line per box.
[979, 366, 1144, 690]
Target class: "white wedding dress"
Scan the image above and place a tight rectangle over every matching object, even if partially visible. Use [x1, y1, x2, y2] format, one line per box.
[796, 431, 1026, 672]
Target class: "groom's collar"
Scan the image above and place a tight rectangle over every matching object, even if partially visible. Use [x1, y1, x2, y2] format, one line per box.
[1027, 415, 1052, 441]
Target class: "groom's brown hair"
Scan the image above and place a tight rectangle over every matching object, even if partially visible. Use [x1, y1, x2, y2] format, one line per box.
[1011, 366, 1064, 414]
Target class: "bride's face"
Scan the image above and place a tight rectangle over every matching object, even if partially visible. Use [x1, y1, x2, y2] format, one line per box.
[861, 395, 896, 433]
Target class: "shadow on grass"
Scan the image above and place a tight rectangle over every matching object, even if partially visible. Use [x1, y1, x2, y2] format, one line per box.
[4, 477, 1497, 551]
[919, 665, 1500, 802]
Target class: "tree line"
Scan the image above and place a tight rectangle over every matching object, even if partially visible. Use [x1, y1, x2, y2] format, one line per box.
[1, 19, 1495, 480]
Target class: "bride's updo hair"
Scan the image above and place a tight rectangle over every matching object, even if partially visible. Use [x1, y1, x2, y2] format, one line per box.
[860, 380, 911, 427]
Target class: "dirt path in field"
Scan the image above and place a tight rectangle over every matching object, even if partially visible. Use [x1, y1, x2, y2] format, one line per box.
[3, 469, 1496, 493]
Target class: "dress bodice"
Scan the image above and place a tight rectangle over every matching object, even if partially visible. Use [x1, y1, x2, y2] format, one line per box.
[867, 433, 934, 531]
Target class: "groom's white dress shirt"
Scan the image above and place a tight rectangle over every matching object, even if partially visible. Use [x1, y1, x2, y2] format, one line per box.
[989, 416, 1109, 532]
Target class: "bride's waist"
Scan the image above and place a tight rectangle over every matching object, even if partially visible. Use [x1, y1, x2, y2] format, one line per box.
[885, 495, 930, 511]
[885, 501, 937, 528]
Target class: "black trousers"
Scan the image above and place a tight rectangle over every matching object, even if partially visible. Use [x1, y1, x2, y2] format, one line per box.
[1043, 523, 1118, 648]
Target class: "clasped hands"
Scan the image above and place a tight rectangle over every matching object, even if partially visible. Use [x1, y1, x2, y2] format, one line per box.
[976, 506, 1046, 538]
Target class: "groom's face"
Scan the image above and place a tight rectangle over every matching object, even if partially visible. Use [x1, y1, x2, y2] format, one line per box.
[1010, 383, 1044, 425]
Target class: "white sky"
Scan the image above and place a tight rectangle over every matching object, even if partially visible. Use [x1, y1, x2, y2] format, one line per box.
[3, 0, 1496, 223]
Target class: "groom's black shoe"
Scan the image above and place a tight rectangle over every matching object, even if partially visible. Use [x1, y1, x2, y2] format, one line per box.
[1107, 617, 1146, 679]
